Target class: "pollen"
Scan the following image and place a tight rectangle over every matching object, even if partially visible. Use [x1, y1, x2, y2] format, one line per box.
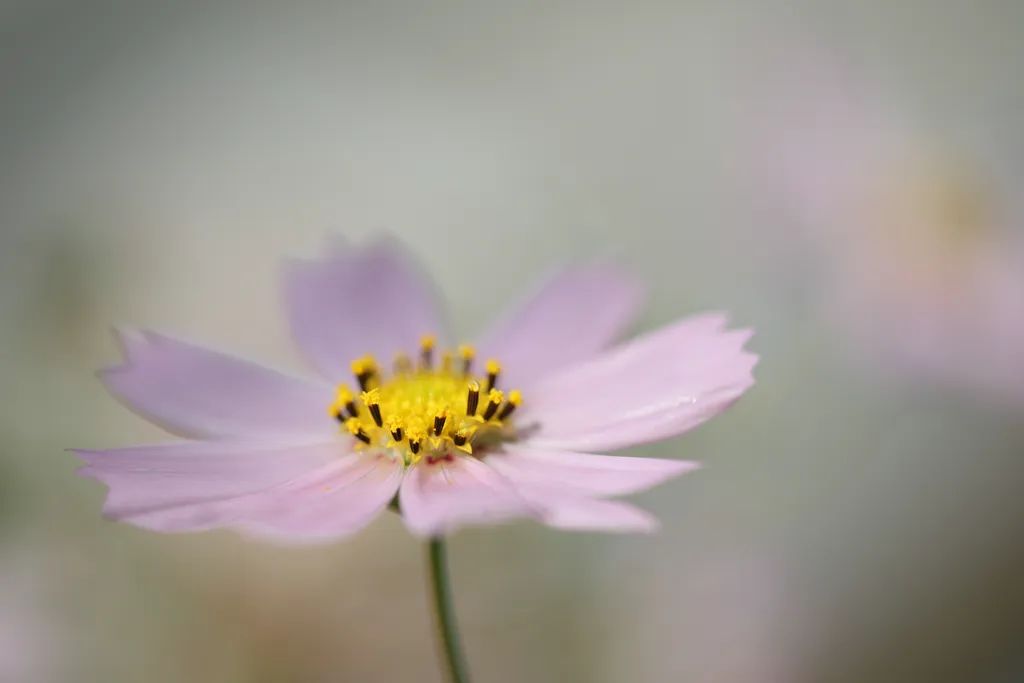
[331, 335, 523, 465]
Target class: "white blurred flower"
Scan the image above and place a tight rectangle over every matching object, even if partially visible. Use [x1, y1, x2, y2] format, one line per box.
[762, 52, 1024, 407]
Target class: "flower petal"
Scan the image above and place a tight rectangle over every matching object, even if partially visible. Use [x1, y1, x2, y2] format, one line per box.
[484, 444, 700, 498]
[474, 264, 644, 389]
[529, 492, 659, 533]
[77, 440, 402, 542]
[237, 451, 403, 543]
[76, 439, 341, 525]
[398, 455, 537, 537]
[519, 313, 757, 452]
[283, 238, 448, 382]
[101, 330, 336, 439]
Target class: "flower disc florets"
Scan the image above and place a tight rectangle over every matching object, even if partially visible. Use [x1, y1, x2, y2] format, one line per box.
[328, 335, 522, 466]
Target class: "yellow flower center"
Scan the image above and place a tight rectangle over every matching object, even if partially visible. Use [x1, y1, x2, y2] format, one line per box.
[327, 335, 522, 466]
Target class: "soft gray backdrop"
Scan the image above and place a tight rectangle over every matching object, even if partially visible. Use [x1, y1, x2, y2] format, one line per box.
[2, 2, 1022, 682]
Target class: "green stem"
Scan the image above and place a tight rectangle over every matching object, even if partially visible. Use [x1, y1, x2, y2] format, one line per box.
[427, 537, 471, 683]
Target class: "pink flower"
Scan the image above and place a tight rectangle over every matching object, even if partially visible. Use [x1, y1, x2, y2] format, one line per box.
[760, 50, 1024, 407]
[75, 238, 756, 541]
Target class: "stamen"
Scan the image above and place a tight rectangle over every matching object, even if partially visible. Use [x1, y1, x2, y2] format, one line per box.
[482, 389, 504, 421]
[452, 426, 474, 450]
[458, 344, 475, 374]
[351, 356, 378, 391]
[465, 380, 480, 417]
[337, 385, 359, 418]
[393, 352, 412, 375]
[433, 410, 448, 437]
[419, 334, 436, 369]
[362, 389, 383, 427]
[485, 359, 501, 392]
[344, 418, 372, 445]
[388, 418, 404, 442]
[497, 389, 522, 421]
[331, 343, 524, 463]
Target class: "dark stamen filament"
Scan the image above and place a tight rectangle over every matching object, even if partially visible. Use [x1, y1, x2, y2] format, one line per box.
[356, 370, 374, 392]
[497, 401, 518, 421]
[466, 382, 480, 416]
[368, 403, 383, 428]
[394, 354, 412, 374]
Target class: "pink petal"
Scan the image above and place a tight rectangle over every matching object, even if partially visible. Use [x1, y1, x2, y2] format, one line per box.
[485, 444, 699, 497]
[101, 330, 336, 440]
[474, 264, 644, 390]
[530, 492, 659, 533]
[398, 455, 537, 537]
[77, 440, 402, 542]
[76, 439, 340, 524]
[283, 238, 448, 382]
[519, 313, 757, 452]
[237, 452, 403, 543]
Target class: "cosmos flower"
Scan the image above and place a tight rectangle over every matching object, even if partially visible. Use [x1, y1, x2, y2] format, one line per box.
[76, 238, 756, 541]
[761, 52, 1024, 407]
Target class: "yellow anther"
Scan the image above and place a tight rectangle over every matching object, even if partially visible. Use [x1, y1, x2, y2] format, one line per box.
[405, 416, 427, 442]
[351, 355, 378, 390]
[485, 359, 501, 391]
[386, 417, 405, 442]
[432, 408, 448, 437]
[419, 334, 437, 369]
[465, 380, 481, 416]
[497, 389, 522, 421]
[482, 389, 504, 421]
[350, 355, 377, 375]
[452, 426, 474, 453]
[458, 344, 476, 374]
[335, 384, 358, 418]
[362, 388, 384, 427]
[344, 417, 371, 444]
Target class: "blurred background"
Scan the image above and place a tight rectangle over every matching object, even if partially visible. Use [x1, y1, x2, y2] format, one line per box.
[2, 1, 1023, 681]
